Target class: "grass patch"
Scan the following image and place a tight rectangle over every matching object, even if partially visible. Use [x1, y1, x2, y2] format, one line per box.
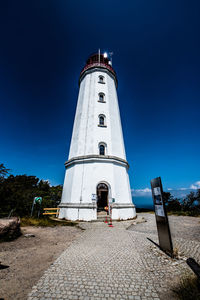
[167, 211, 200, 217]
[136, 208, 154, 213]
[136, 208, 200, 217]
[21, 217, 78, 227]
[173, 274, 200, 300]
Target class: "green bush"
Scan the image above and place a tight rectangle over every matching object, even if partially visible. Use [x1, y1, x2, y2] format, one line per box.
[0, 174, 62, 218]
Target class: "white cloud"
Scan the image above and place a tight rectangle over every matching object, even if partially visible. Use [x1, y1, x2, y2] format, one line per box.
[190, 181, 200, 190]
[131, 188, 152, 197]
[162, 182, 200, 199]
[131, 181, 200, 199]
[190, 185, 197, 190]
[135, 188, 151, 193]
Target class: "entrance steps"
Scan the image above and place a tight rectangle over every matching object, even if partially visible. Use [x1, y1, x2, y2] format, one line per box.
[93, 211, 110, 222]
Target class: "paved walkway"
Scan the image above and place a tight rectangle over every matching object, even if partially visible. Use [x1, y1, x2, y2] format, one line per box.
[129, 213, 200, 264]
[27, 215, 193, 300]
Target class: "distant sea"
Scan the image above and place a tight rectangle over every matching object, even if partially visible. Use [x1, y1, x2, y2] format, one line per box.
[132, 196, 154, 210]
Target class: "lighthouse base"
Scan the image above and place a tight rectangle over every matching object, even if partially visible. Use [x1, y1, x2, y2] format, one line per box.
[59, 203, 97, 221]
[111, 203, 136, 220]
[59, 203, 136, 221]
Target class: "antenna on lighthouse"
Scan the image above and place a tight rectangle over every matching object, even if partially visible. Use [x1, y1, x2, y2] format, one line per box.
[98, 48, 100, 63]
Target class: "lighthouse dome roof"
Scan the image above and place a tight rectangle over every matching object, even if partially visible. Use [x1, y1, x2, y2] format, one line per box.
[79, 52, 117, 86]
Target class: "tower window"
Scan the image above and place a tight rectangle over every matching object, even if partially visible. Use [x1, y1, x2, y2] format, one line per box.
[99, 116, 104, 125]
[99, 143, 107, 155]
[98, 75, 105, 83]
[99, 145, 105, 155]
[98, 114, 106, 127]
[98, 92, 105, 102]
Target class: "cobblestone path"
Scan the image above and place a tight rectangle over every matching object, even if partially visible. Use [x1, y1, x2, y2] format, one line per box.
[28, 217, 193, 300]
[129, 213, 200, 264]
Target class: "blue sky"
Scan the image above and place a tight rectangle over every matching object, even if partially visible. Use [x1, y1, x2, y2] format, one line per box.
[0, 0, 200, 205]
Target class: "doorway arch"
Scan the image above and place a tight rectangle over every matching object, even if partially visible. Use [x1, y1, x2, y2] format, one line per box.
[96, 182, 109, 212]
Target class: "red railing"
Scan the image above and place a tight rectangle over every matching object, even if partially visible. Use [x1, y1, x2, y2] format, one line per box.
[80, 62, 116, 78]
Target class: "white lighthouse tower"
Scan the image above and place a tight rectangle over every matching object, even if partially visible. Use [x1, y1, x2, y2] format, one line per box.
[59, 52, 136, 221]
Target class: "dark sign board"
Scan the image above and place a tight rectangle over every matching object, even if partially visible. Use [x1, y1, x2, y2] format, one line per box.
[150, 177, 173, 256]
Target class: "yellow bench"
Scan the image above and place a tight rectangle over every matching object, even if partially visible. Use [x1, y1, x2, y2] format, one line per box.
[43, 208, 60, 216]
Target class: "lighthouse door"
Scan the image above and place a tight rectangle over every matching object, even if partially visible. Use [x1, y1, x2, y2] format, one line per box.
[97, 183, 108, 212]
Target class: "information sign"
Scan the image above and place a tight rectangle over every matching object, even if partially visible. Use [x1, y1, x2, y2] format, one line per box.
[151, 177, 173, 256]
[91, 194, 96, 201]
[34, 197, 42, 204]
[91, 194, 96, 210]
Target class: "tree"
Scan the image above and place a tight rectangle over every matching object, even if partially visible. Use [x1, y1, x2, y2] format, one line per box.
[0, 175, 40, 217]
[163, 192, 182, 211]
[181, 190, 200, 215]
[195, 189, 200, 206]
[0, 174, 63, 217]
[0, 163, 10, 181]
[182, 191, 196, 210]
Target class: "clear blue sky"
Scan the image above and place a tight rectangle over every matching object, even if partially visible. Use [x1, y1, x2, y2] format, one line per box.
[0, 0, 200, 204]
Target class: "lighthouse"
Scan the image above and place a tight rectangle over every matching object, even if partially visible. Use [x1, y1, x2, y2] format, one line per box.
[59, 52, 136, 221]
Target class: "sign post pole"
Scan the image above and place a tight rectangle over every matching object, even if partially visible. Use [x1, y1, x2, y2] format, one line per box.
[31, 199, 35, 217]
[31, 197, 42, 218]
[150, 177, 173, 257]
[108, 198, 113, 227]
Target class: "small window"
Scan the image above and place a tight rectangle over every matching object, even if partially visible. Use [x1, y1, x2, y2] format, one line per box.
[98, 114, 106, 127]
[99, 142, 107, 155]
[98, 75, 105, 83]
[99, 144, 105, 155]
[98, 92, 105, 102]
[99, 116, 104, 125]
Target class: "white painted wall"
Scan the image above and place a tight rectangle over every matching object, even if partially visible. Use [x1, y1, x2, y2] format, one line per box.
[59, 66, 136, 221]
[68, 70, 126, 159]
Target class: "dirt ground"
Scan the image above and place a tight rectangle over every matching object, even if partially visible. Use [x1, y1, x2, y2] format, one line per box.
[0, 225, 82, 300]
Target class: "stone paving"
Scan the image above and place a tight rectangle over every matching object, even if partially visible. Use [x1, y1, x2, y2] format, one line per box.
[129, 213, 200, 264]
[28, 214, 199, 300]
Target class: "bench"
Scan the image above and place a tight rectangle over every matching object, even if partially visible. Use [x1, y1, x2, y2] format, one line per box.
[43, 208, 60, 217]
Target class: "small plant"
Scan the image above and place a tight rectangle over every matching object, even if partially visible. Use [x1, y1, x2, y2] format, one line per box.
[173, 273, 200, 300]
[173, 247, 179, 258]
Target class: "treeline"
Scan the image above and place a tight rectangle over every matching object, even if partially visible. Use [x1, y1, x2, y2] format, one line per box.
[1, 163, 200, 217]
[163, 191, 200, 216]
[0, 164, 62, 217]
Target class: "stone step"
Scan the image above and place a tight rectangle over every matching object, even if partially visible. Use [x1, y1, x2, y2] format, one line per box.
[92, 215, 111, 222]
